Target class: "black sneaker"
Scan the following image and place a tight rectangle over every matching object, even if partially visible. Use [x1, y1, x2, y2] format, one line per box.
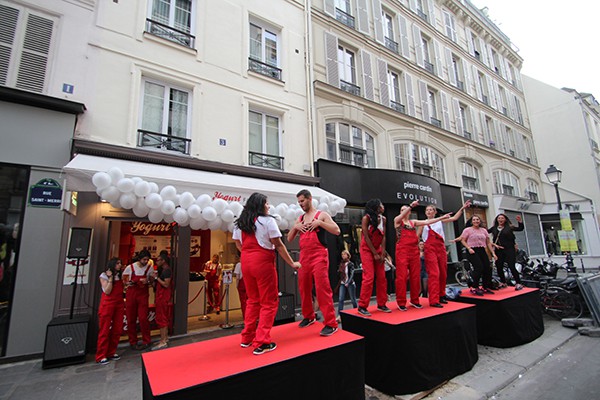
[357, 307, 371, 316]
[320, 326, 338, 336]
[136, 343, 151, 351]
[430, 303, 444, 308]
[108, 354, 121, 361]
[409, 302, 423, 309]
[298, 318, 316, 328]
[440, 298, 448, 304]
[97, 358, 109, 365]
[240, 342, 252, 348]
[397, 305, 407, 311]
[470, 288, 484, 296]
[253, 343, 277, 355]
[377, 305, 392, 313]
[483, 287, 495, 294]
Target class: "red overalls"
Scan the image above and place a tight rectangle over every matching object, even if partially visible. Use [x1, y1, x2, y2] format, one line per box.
[237, 276, 248, 318]
[424, 224, 447, 305]
[358, 216, 387, 309]
[154, 267, 172, 329]
[240, 230, 279, 347]
[204, 262, 220, 312]
[298, 211, 338, 328]
[95, 276, 124, 362]
[125, 263, 151, 346]
[395, 220, 421, 306]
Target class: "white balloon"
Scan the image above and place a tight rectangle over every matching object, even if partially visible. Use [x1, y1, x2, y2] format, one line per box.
[179, 192, 195, 209]
[277, 218, 289, 230]
[148, 209, 164, 223]
[202, 206, 217, 221]
[134, 181, 151, 197]
[117, 178, 135, 193]
[119, 193, 137, 209]
[339, 198, 347, 208]
[145, 193, 163, 209]
[285, 209, 297, 221]
[329, 203, 340, 216]
[160, 185, 177, 201]
[109, 200, 120, 208]
[164, 213, 175, 223]
[221, 209, 234, 222]
[179, 218, 190, 227]
[101, 186, 120, 202]
[108, 167, 124, 184]
[196, 194, 212, 208]
[208, 217, 222, 230]
[275, 203, 288, 216]
[131, 177, 143, 184]
[227, 222, 235, 232]
[148, 182, 159, 194]
[133, 199, 150, 218]
[317, 203, 329, 213]
[221, 220, 230, 232]
[189, 217, 205, 230]
[312, 198, 319, 209]
[92, 172, 112, 190]
[273, 214, 282, 222]
[96, 187, 104, 196]
[229, 201, 243, 217]
[295, 209, 303, 219]
[321, 196, 331, 205]
[173, 208, 189, 225]
[212, 198, 228, 214]
[187, 204, 202, 219]
[161, 200, 176, 215]
[268, 204, 276, 215]
[173, 194, 181, 207]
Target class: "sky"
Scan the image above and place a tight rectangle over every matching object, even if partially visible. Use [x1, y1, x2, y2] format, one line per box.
[470, 0, 600, 97]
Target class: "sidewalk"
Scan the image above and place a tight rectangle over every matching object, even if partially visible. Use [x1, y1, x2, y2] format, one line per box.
[0, 314, 582, 400]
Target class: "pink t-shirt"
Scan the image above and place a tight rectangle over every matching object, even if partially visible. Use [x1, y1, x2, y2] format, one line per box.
[461, 227, 489, 248]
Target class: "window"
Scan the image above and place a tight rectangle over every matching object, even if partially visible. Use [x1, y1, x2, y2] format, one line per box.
[451, 55, 464, 91]
[415, 0, 428, 22]
[513, 95, 524, 124]
[249, 22, 281, 80]
[493, 170, 520, 197]
[0, 4, 55, 93]
[525, 180, 539, 201]
[458, 103, 472, 139]
[338, 44, 360, 96]
[249, 110, 282, 170]
[138, 79, 192, 155]
[394, 142, 445, 182]
[421, 35, 434, 74]
[428, 89, 440, 127]
[470, 31, 482, 61]
[442, 10, 456, 42]
[491, 48, 501, 75]
[326, 122, 375, 167]
[504, 126, 516, 156]
[478, 72, 489, 105]
[461, 162, 480, 191]
[484, 115, 497, 147]
[334, 0, 355, 29]
[383, 11, 398, 53]
[498, 85, 508, 116]
[388, 70, 405, 113]
[146, 0, 194, 48]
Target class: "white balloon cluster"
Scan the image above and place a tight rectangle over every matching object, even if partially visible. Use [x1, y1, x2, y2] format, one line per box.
[92, 167, 347, 232]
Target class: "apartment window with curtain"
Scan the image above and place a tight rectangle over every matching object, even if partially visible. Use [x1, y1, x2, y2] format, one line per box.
[493, 170, 520, 196]
[249, 110, 282, 170]
[146, 0, 194, 48]
[394, 142, 445, 182]
[461, 161, 481, 191]
[338, 44, 360, 96]
[525, 180, 539, 201]
[248, 21, 281, 80]
[138, 79, 191, 155]
[326, 122, 375, 167]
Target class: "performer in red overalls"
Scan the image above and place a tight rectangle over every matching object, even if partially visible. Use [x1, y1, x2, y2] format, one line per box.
[357, 199, 389, 316]
[233, 192, 301, 355]
[203, 254, 222, 313]
[151, 253, 172, 351]
[394, 202, 421, 310]
[288, 189, 341, 337]
[95, 257, 124, 364]
[123, 249, 154, 350]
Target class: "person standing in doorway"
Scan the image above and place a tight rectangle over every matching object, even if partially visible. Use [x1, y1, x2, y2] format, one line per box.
[123, 249, 154, 350]
[152, 253, 172, 351]
[288, 189, 340, 336]
[95, 257, 124, 365]
[203, 254, 222, 314]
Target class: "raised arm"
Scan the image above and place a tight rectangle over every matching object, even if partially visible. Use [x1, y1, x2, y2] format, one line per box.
[414, 213, 452, 227]
[446, 200, 471, 223]
[512, 215, 524, 232]
[394, 200, 419, 228]
[287, 217, 302, 242]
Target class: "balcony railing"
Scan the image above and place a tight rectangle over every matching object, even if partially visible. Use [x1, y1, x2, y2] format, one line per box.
[335, 8, 355, 29]
[416, 10, 428, 23]
[340, 80, 361, 96]
[384, 37, 399, 54]
[145, 19, 195, 48]
[424, 60, 434, 74]
[457, 80, 464, 92]
[430, 117, 442, 128]
[474, 51, 481, 61]
[249, 151, 284, 170]
[390, 100, 406, 114]
[137, 130, 191, 155]
[463, 131, 472, 140]
[248, 58, 282, 80]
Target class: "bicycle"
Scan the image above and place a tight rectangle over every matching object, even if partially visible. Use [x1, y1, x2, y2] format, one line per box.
[538, 277, 582, 319]
[455, 257, 473, 287]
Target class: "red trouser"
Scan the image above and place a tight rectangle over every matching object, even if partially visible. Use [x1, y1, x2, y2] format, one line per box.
[96, 280, 124, 362]
[424, 231, 447, 305]
[155, 285, 172, 328]
[358, 242, 388, 308]
[125, 286, 151, 346]
[206, 277, 220, 310]
[237, 278, 248, 318]
[298, 232, 337, 328]
[395, 244, 421, 306]
[240, 232, 279, 347]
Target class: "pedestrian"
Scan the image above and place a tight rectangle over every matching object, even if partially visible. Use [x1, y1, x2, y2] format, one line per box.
[460, 215, 497, 295]
[337, 250, 357, 321]
[288, 189, 340, 336]
[233, 192, 301, 355]
[488, 214, 524, 290]
[356, 199, 390, 316]
[95, 257, 124, 365]
[203, 254, 222, 314]
[151, 253, 172, 351]
[123, 249, 154, 350]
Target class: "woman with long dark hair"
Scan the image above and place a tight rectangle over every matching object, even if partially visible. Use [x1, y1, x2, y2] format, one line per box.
[488, 213, 524, 290]
[96, 257, 124, 364]
[233, 192, 301, 355]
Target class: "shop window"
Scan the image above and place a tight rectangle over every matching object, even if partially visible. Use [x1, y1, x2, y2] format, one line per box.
[541, 220, 586, 256]
[249, 20, 281, 80]
[146, 0, 195, 48]
[249, 110, 283, 170]
[325, 122, 375, 167]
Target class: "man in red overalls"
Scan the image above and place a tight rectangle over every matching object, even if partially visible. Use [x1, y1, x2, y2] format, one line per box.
[288, 189, 340, 336]
[123, 249, 154, 350]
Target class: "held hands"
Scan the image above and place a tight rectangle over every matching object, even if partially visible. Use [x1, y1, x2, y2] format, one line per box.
[441, 213, 452, 219]
[291, 261, 302, 271]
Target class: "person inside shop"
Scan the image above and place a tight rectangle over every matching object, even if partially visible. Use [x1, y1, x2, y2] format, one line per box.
[460, 215, 497, 296]
[488, 213, 524, 290]
[337, 250, 357, 322]
[288, 189, 340, 336]
[419, 240, 428, 298]
[233, 192, 301, 355]
[203, 254, 222, 314]
[233, 252, 247, 319]
[95, 257, 124, 365]
[152, 252, 172, 351]
[122, 249, 154, 350]
[422, 201, 470, 307]
[395, 201, 451, 309]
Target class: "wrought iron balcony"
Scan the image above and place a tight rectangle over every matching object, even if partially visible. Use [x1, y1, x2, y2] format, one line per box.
[474, 51, 481, 61]
[384, 37, 399, 54]
[340, 80, 361, 96]
[248, 58, 282, 80]
[335, 8, 355, 29]
[145, 19, 195, 48]
[390, 100, 406, 114]
[137, 130, 191, 155]
[424, 60, 434, 74]
[249, 151, 284, 170]
[430, 117, 442, 128]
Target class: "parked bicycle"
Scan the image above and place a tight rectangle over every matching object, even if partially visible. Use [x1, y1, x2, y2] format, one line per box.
[538, 276, 581, 319]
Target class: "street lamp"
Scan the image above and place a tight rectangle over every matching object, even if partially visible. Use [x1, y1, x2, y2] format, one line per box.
[544, 164, 562, 211]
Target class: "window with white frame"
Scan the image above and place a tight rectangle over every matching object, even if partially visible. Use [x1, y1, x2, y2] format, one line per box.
[421, 34, 434, 74]
[461, 161, 481, 192]
[525, 180, 539, 201]
[382, 10, 398, 53]
[338, 44, 360, 95]
[452, 55, 464, 91]
[326, 122, 375, 167]
[442, 10, 457, 42]
[513, 95, 524, 124]
[0, 4, 55, 93]
[334, 0, 355, 28]
[249, 110, 282, 170]
[493, 170, 520, 196]
[415, 0, 428, 22]
[138, 79, 191, 155]
[470, 31, 482, 61]
[478, 71, 489, 105]
[249, 21, 281, 80]
[459, 103, 473, 139]
[428, 89, 440, 127]
[485, 115, 497, 147]
[146, 0, 194, 48]
[498, 85, 508, 116]
[522, 135, 534, 163]
[394, 142, 445, 182]
[388, 69, 405, 113]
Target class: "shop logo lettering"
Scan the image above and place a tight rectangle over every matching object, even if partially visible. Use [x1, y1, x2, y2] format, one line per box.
[213, 191, 242, 202]
[397, 181, 437, 205]
[130, 221, 172, 235]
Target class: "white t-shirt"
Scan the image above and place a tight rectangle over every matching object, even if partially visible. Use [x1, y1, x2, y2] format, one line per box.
[122, 262, 154, 279]
[233, 262, 242, 280]
[99, 272, 121, 294]
[232, 216, 281, 250]
[422, 220, 445, 241]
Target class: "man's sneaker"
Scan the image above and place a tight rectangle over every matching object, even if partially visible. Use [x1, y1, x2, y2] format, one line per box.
[377, 305, 392, 313]
[515, 284, 524, 291]
[253, 343, 277, 355]
[357, 307, 371, 317]
[440, 298, 448, 304]
[298, 318, 316, 328]
[240, 342, 252, 348]
[97, 358, 109, 365]
[397, 305, 407, 311]
[430, 303, 444, 308]
[409, 302, 423, 309]
[108, 354, 121, 361]
[320, 326, 338, 336]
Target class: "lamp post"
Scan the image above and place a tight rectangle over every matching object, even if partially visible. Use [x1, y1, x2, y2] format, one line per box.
[544, 164, 575, 270]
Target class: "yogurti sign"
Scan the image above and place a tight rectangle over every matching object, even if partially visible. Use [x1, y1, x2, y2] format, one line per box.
[396, 180, 442, 207]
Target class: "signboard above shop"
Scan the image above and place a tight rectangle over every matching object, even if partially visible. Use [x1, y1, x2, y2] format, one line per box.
[463, 191, 489, 208]
[29, 178, 62, 208]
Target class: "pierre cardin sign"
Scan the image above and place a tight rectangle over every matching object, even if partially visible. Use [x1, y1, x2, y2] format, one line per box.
[463, 191, 489, 208]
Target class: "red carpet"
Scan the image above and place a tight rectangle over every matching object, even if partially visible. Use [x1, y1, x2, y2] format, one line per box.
[341, 297, 474, 324]
[460, 286, 538, 301]
[142, 322, 363, 396]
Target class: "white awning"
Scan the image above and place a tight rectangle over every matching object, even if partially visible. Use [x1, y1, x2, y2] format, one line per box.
[62, 154, 342, 206]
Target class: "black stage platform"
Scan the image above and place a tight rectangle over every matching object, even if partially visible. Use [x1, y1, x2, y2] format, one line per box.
[341, 298, 478, 395]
